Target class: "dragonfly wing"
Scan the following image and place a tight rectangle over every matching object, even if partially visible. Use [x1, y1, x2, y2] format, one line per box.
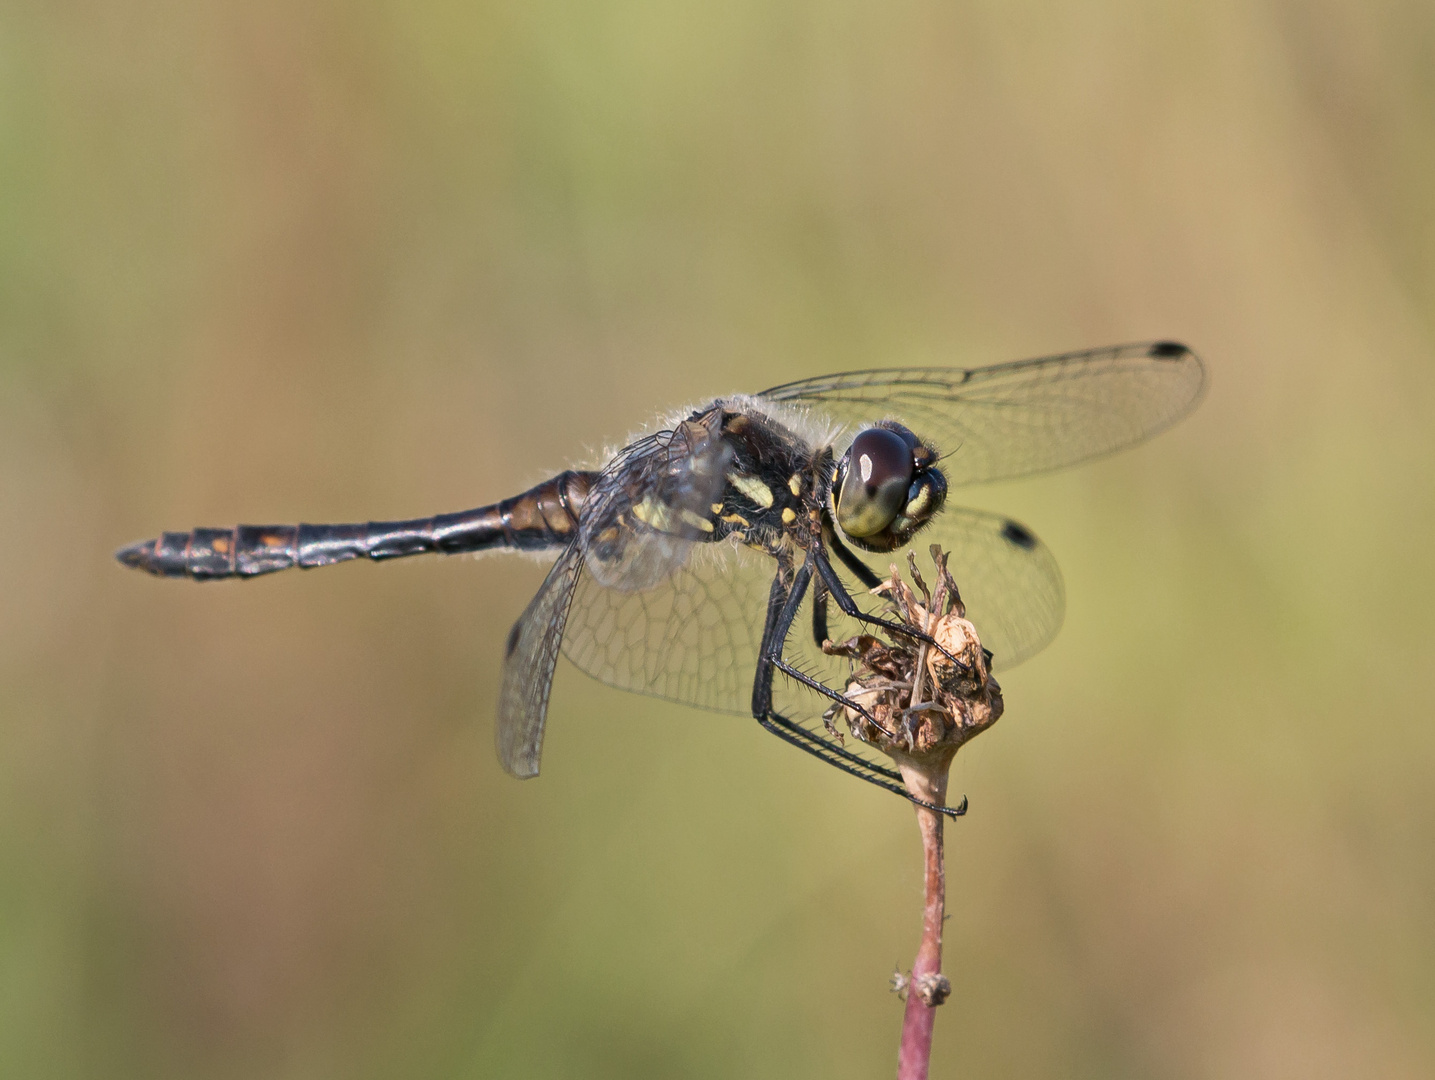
[561, 534, 779, 716]
[498, 411, 741, 772]
[759, 341, 1205, 486]
[905, 506, 1064, 670]
[573, 414, 733, 593]
[737, 508, 1063, 791]
[496, 539, 585, 777]
[554, 405, 780, 716]
[782, 506, 1063, 678]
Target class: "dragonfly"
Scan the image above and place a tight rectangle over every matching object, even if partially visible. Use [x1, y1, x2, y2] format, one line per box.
[117, 341, 1205, 816]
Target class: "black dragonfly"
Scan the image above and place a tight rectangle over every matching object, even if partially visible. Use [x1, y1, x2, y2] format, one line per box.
[117, 341, 1205, 816]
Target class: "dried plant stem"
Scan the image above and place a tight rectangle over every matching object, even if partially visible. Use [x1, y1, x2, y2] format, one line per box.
[827, 547, 1001, 1079]
[896, 553, 956, 1079]
[895, 759, 952, 1080]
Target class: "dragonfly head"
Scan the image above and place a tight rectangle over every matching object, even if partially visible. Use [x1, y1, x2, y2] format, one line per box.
[832, 422, 947, 553]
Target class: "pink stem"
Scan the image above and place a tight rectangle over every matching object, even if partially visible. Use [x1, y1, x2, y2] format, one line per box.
[896, 763, 949, 1080]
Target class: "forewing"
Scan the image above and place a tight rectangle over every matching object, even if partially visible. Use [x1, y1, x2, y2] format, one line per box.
[495, 540, 584, 778]
[759, 341, 1205, 486]
[578, 410, 733, 591]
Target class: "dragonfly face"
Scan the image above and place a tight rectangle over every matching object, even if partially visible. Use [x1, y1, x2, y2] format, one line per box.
[115, 340, 1205, 817]
[831, 423, 948, 553]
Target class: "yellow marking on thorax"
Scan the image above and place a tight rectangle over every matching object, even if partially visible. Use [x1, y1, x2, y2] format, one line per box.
[632, 494, 714, 534]
[679, 508, 715, 533]
[781, 507, 797, 524]
[630, 495, 673, 532]
[788, 474, 802, 496]
[727, 471, 774, 509]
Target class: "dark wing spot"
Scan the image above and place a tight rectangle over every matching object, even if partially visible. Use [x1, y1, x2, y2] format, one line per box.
[505, 618, 523, 658]
[1001, 520, 1037, 550]
[1148, 340, 1189, 359]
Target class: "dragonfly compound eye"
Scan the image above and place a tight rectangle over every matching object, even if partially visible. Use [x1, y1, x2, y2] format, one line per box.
[836, 427, 915, 538]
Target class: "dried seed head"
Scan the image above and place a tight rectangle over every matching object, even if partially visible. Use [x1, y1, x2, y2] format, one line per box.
[823, 546, 1004, 766]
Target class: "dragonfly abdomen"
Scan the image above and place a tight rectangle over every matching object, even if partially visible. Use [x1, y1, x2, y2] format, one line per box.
[115, 470, 595, 581]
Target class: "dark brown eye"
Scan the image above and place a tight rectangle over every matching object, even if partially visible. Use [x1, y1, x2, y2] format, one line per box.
[835, 427, 914, 538]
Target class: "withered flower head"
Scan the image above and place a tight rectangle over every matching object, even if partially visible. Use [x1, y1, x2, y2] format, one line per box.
[822, 546, 1004, 797]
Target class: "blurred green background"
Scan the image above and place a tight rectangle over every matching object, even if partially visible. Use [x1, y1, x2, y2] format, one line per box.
[2, 1, 1433, 1077]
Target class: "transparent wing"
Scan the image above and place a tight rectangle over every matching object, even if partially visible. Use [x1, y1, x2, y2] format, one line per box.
[561, 535, 779, 716]
[558, 405, 779, 716]
[888, 506, 1063, 670]
[496, 540, 584, 778]
[762, 507, 1062, 788]
[577, 409, 734, 592]
[778, 505, 1063, 686]
[759, 341, 1205, 486]
[561, 502, 1059, 729]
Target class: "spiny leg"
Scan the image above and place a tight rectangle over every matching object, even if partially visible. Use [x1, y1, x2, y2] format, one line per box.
[769, 657, 895, 738]
[750, 552, 808, 720]
[811, 574, 830, 649]
[813, 547, 969, 673]
[759, 710, 966, 818]
[750, 552, 963, 812]
[827, 528, 883, 589]
[750, 554, 897, 781]
[759, 710, 911, 797]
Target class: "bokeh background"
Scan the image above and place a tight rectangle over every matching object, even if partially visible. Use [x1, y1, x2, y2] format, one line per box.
[3, 1, 1433, 1077]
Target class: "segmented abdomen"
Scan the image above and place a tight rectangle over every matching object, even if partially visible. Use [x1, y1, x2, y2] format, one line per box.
[115, 471, 595, 580]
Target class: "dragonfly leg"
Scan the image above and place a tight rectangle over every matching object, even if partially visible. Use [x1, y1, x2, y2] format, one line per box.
[750, 552, 965, 814]
[827, 529, 883, 589]
[813, 547, 970, 674]
[750, 554, 811, 719]
[749, 553, 893, 770]
[811, 575, 830, 649]
[759, 711, 966, 818]
[769, 657, 896, 739]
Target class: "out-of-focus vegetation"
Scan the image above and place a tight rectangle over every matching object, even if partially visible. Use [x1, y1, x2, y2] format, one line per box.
[2, 1, 1433, 1076]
